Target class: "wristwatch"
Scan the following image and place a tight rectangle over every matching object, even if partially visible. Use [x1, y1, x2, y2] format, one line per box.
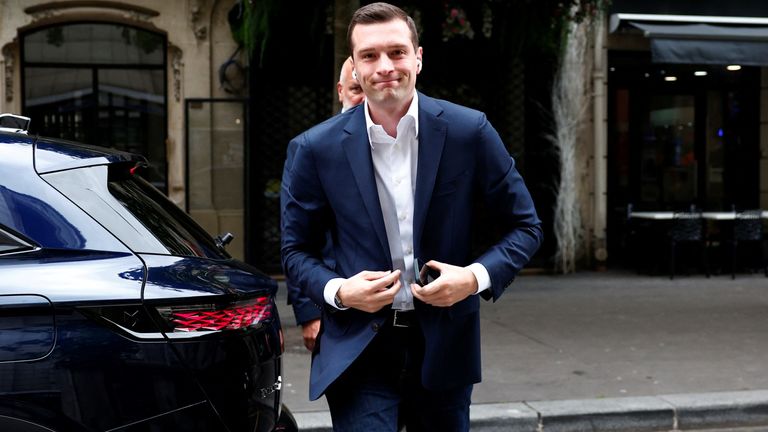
[333, 291, 345, 309]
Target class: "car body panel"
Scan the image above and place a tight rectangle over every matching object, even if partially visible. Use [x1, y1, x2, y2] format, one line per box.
[141, 254, 276, 300]
[141, 253, 283, 432]
[0, 294, 54, 362]
[0, 249, 144, 302]
[0, 302, 218, 431]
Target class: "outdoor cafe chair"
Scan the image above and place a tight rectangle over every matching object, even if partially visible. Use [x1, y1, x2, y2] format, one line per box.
[726, 210, 767, 279]
[666, 212, 709, 280]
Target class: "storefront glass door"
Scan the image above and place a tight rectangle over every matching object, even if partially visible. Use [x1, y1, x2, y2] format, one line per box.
[607, 53, 760, 261]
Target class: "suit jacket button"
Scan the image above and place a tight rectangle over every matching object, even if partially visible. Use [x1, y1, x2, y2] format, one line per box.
[371, 322, 380, 332]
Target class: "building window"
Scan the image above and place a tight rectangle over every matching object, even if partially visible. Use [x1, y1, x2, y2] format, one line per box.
[609, 54, 759, 212]
[21, 23, 167, 190]
[185, 99, 248, 261]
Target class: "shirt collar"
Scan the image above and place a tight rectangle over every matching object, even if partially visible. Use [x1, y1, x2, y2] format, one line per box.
[364, 92, 420, 149]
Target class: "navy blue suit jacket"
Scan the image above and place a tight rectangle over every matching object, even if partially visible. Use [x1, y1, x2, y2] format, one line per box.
[282, 139, 323, 326]
[281, 92, 542, 400]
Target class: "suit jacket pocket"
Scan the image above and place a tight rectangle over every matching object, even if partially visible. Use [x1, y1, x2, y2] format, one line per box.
[433, 169, 469, 197]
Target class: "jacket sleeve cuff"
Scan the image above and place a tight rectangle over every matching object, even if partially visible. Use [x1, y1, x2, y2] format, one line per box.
[467, 263, 491, 294]
[291, 300, 322, 326]
[323, 277, 349, 310]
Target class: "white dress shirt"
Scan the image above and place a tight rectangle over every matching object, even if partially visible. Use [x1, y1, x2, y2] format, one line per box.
[324, 93, 491, 310]
[365, 93, 420, 310]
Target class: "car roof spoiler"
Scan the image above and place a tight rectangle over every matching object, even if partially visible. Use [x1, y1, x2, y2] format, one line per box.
[0, 114, 31, 134]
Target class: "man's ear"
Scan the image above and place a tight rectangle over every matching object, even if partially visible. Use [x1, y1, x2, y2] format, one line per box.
[416, 46, 424, 74]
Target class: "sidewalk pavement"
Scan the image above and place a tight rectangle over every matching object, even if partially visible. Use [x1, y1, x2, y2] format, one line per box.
[276, 271, 768, 431]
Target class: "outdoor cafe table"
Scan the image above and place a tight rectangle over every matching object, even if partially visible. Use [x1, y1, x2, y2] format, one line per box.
[701, 211, 768, 220]
[629, 211, 768, 220]
[627, 210, 767, 274]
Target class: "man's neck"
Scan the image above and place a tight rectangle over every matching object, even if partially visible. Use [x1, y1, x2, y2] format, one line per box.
[368, 95, 413, 138]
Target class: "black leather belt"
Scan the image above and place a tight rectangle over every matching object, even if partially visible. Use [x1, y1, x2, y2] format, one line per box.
[392, 310, 416, 328]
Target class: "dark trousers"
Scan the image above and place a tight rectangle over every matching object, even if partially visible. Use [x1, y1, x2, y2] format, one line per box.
[325, 313, 473, 432]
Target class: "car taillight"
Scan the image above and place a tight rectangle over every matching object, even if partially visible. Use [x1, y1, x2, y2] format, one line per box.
[156, 296, 272, 333]
[84, 296, 275, 341]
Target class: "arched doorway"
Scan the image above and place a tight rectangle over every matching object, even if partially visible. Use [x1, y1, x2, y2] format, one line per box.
[21, 22, 167, 190]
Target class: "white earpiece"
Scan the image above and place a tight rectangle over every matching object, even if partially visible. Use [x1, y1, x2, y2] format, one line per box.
[417, 60, 422, 71]
[352, 70, 357, 80]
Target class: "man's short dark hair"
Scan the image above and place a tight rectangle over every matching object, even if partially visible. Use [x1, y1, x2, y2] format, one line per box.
[347, 2, 419, 57]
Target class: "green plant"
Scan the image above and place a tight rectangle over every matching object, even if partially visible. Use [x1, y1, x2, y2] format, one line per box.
[241, 0, 277, 66]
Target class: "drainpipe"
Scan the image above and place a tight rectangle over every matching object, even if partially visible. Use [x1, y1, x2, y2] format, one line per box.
[209, 0, 221, 100]
[592, 16, 608, 267]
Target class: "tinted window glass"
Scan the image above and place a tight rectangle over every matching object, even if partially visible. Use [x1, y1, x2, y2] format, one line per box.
[44, 165, 226, 259]
[1, 166, 126, 252]
[108, 169, 227, 259]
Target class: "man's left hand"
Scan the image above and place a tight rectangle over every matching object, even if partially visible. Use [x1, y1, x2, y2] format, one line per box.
[410, 260, 478, 307]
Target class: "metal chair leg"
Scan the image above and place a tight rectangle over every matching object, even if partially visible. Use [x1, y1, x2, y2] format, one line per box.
[669, 241, 676, 280]
[703, 242, 710, 278]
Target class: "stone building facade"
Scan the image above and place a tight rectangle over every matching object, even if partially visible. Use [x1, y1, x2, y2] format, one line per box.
[0, 0, 249, 259]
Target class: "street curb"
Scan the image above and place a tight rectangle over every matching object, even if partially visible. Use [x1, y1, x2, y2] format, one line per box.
[661, 390, 768, 430]
[465, 403, 539, 431]
[526, 396, 674, 432]
[291, 389, 768, 431]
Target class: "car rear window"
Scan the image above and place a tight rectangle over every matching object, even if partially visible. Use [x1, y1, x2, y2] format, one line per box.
[107, 168, 227, 259]
[43, 164, 228, 259]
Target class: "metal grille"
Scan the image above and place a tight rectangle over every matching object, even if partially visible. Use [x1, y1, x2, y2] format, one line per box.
[493, 60, 526, 162]
[417, 58, 528, 263]
[417, 59, 525, 159]
[251, 84, 332, 273]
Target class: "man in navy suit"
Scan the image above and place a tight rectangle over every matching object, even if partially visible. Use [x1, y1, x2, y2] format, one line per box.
[281, 3, 542, 430]
[285, 56, 365, 353]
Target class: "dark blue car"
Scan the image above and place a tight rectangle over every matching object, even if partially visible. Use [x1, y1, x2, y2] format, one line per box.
[0, 115, 297, 432]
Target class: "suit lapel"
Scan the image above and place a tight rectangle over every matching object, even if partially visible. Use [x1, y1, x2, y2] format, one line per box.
[341, 110, 391, 263]
[413, 94, 447, 254]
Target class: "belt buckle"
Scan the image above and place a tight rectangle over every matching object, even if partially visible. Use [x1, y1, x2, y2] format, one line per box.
[393, 310, 409, 328]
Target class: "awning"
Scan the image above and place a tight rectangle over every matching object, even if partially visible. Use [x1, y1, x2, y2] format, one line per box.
[610, 14, 768, 66]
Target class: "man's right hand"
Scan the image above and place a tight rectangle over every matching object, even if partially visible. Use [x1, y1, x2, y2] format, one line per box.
[336, 270, 401, 313]
[300, 318, 321, 352]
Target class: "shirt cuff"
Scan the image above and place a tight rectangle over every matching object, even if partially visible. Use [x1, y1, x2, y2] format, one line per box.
[323, 277, 349, 310]
[467, 263, 491, 294]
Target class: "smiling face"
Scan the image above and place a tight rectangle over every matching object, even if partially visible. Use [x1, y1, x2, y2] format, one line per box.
[350, 18, 422, 114]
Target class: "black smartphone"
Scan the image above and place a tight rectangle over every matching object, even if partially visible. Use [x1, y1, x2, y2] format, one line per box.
[414, 258, 440, 286]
